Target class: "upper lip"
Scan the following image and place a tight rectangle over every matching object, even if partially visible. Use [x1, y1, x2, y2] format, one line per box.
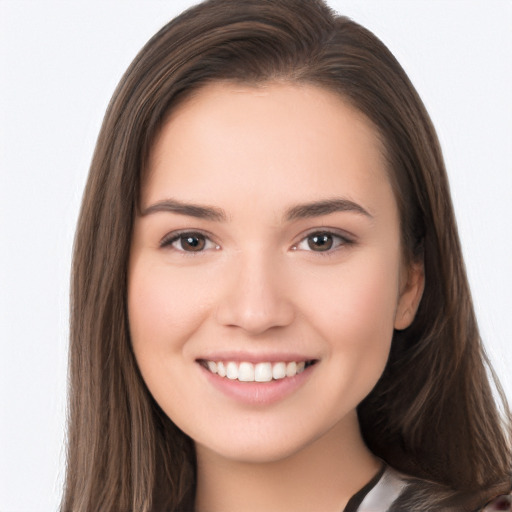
[195, 351, 318, 364]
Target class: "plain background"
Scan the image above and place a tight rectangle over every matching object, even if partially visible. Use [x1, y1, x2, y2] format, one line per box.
[1, 1, 511, 510]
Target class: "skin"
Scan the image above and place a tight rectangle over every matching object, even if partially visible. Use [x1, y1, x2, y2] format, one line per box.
[128, 82, 424, 512]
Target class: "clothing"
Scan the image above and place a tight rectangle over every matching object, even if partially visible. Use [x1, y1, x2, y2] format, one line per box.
[344, 466, 405, 512]
[344, 466, 512, 512]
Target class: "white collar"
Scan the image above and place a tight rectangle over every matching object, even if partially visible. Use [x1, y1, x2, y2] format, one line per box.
[357, 467, 407, 512]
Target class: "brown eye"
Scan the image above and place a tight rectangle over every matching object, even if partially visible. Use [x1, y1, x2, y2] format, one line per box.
[178, 234, 206, 251]
[307, 233, 334, 251]
[162, 231, 219, 253]
[293, 231, 352, 253]
[161, 232, 215, 252]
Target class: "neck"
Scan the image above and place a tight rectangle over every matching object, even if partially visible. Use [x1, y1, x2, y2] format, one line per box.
[194, 412, 381, 512]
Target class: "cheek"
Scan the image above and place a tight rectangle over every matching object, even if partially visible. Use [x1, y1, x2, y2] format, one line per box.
[127, 259, 211, 362]
[298, 249, 400, 332]
[295, 250, 400, 394]
[341, 262, 400, 337]
[127, 258, 215, 422]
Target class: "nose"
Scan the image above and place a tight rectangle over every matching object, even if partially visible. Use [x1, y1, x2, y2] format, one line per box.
[215, 251, 295, 335]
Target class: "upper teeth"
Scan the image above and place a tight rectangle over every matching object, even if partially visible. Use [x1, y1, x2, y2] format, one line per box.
[205, 361, 307, 382]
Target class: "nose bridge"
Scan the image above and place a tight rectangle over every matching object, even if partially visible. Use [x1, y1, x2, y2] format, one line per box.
[215, 247, 295, 334]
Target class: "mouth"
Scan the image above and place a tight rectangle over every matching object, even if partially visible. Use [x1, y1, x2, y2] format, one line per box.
[198, 359, 318, 383]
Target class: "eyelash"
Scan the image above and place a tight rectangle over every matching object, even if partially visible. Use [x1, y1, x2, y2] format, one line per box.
[292, 230, 354, 253]
[159, 230, 354, 254]
[160, 231, 220, 253]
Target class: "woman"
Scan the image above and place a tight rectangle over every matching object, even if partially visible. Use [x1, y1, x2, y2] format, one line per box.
[62, 0, 511, 510]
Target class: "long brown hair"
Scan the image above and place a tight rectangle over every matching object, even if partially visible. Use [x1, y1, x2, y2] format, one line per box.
[62, 1, 511, 510]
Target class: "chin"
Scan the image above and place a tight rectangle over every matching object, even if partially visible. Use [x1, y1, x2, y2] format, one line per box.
[192, 416, 341, 466]
[199, 439, 308, 465]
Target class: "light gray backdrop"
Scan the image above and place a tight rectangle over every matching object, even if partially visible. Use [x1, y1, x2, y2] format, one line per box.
[1, 1, 511, 510]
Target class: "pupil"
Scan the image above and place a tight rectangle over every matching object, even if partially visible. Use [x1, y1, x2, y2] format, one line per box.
[308, 234, 333, 251]
[182, 235, 205, 251]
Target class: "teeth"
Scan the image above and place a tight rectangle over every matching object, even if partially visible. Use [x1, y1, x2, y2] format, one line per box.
[217, 361, 226, 377]
[286, 361, 297, 377]
[272, 362, 287, 380]
[226, 361, 238, 380]
[203, 360, 312, 382]
[238, 362, 254, 382]
[254, 362, 272, 382]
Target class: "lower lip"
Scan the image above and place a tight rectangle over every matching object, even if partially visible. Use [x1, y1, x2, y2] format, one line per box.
[199, 363, 315, 406]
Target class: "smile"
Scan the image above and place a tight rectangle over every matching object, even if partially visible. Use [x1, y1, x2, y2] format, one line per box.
[200, 360, 316, 382]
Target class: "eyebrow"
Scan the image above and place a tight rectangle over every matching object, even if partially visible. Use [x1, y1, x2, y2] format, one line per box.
[284, 198, 373, 221]
[140, 197, 372, 222]
[140, 199, 228, 221]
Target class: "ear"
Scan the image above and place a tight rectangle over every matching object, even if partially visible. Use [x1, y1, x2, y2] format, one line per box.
[394, 259, 425, 330]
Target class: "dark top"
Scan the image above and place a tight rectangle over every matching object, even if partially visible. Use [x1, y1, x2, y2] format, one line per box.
[343, 465, 512, 512]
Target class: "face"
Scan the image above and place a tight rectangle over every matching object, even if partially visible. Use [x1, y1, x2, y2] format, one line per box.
[128, 82, 423, 464]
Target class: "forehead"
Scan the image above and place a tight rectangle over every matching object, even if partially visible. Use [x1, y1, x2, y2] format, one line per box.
[143, 81, 392, 217]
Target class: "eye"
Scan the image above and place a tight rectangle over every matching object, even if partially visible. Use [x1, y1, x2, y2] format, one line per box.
[294, 231, 351, 252]
[161, 231, 219, 252]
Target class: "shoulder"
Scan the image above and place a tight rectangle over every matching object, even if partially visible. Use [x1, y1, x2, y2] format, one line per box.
[359, 467, 512, 512]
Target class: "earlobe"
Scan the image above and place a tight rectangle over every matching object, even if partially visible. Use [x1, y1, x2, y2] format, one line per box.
[394, 260, 425, 330]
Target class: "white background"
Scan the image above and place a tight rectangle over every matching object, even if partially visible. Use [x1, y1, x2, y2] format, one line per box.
[1, 1, 510, 510]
